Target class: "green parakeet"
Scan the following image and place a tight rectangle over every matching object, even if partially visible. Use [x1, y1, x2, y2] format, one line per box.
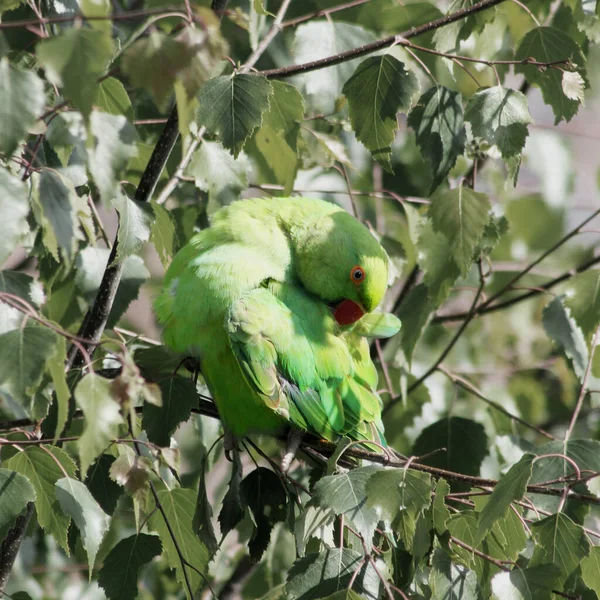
[155, 197, 400, 447]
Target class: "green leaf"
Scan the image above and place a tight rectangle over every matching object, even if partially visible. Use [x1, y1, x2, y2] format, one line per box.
[5, 446, 76, 552]
[433, 478, 450, 535]
[0, 58, 45, 157]
[491, 565, 561, 600]
[366, 468, 432, 524]
[0, 468, 36, 532]
[342, 55, 419, 171]
[88, 111, 138, 204]
[35, 170, 78, 264]
[515, 27, 585, 124]
[197, 73, 272, 157]
[429, 548, 482, 600]
[186, 140, 250, 207]
[293, 21, 376, 113]
[413, 417, 488, 480]
[218, 450, 246, 539]
[286, 548, 382, 600]
[563, 270, 600, 342]
[0, 324, 58, 409]
[46, 336, 69, 443]
[0, 167, 30, 266]
[122, 32, 196, 112]
[193, 455, 218, 554]
[150, 202, 178, 269]
[581, 546, 600, 597]
[75, 373, 124, 478]
[416, 218, 461, 305]
[475, 453, 534, 544]
[55, 477, 110, 575]
[255, 124, 298, 196]
[407, 86, 467, 192]
[311, 466, 380, 551]
[396, 283, 434, 363]
[95, 77, 133, 119]
[112, 194, 153, 262]
[464, 86, 532, 183]
[530, 513, 590, 584]
[241, 467, 287, 562]
[148, 488, 209, 598]
[36, 28, 113, 119]
[98, 533, 162, 600]
[542, 296, 589, 380]
[142, 376, 197, 447]
[85, 454, 123, 516]
[75, 248, 149, 328]
[429, 186, 491, 276]
[262, 80, 305, 134]
[294, 505, 335, 557]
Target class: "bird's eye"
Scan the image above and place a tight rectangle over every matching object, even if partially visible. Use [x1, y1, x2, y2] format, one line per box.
[350, 266, 365, 284]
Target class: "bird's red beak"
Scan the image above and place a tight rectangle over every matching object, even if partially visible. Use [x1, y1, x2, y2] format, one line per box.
[333, 299, 365, 326]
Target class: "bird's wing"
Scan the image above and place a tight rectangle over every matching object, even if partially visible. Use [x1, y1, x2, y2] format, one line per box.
[226, 281, 388, 443]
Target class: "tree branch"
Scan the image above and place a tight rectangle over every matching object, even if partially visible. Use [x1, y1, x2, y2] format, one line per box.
[260, 0, 508, 79]
[433, 252, 600, 323]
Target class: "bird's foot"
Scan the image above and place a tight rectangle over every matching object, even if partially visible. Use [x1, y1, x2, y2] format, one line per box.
[281, 429, 304, 473]
[224, 428, 241, 462]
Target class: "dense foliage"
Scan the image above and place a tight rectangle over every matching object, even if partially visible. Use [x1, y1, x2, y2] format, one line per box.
[1, 0, 600, 598]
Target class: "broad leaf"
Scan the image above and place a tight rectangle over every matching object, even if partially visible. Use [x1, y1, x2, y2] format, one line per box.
[122, 32, 195, 112]
[5, 446, 76, 552]
[112, 194, 153, 263]
[187, 140, 250, 208]
[75, 248, 149, 328]
[0, 168, 30, 267]
[0, 324, 58, 409]
[407, 86, 467, 192]
[343, 55, 419, 171]
[311, 465, 381, 550]
[530, 513, 590, 584]
[287, 548, 382, 600]
[88, 111, 138, 205]
[241, 467, 287, 561]
[0, 59, 45, 157]
[515, 27, 585, 124]
[98, 533, 162, 600]
[36, 28, 113, 118]
[35, 170, 78, 263]
[85, 454, 123, 516]
[396, 283, 434, 363]
[193, 455, 218, 554]
[429, 548, 482, 600]
[218, 450, 246, 539]
[429, 186, 491, 276]
[491, 565, 561, 600]
[293, 21, 376, 113]
[475, 453, 534, 543]
[413, 417, 488, 481]
[150, 203, 178, 268]
[95, 77, 133, 119]
[581, 546, 600, 597]
[366, 468, 432, 524]
[142, 376, 197, 447]
[416, 218, 461, 305]
[563, 270, 600, 342]
[433, 478, 450, 535]
[75, 373, 124, 477]
[197, 73, 272, 157]
[55, 477, 110, 575]
[465, 86, 532, 183]
[542, 297, 589, 380]
[0, 468, 36, 532]
[148, 488, 209, 598]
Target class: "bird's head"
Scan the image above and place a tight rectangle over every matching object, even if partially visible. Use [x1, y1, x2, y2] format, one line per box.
[292, 210, 390, 326]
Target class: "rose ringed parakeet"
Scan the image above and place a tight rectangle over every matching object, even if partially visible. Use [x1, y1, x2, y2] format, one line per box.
[155, 197, 400, 464]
